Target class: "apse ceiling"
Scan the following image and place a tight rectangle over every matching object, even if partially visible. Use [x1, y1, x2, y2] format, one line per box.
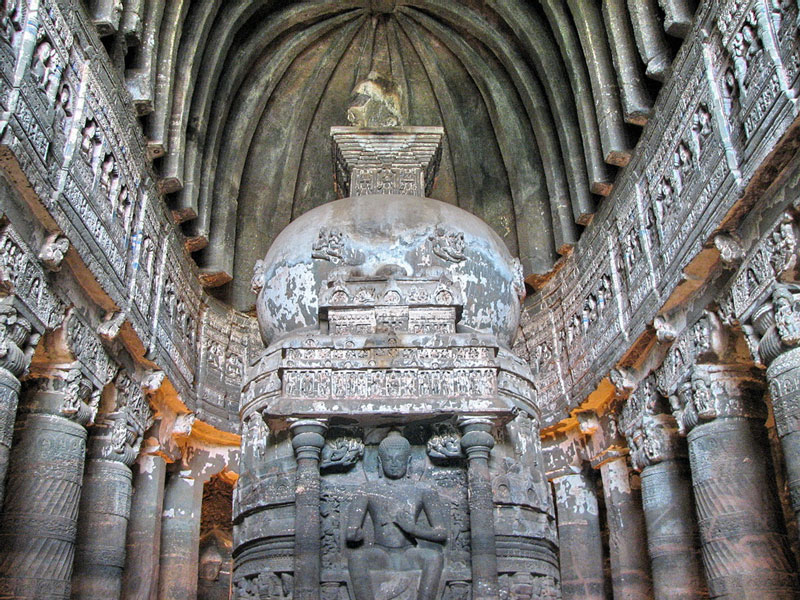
[110, 0, 693, 312]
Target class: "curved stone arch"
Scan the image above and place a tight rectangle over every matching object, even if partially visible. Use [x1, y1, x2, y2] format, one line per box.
[175, 1, 367, 217]
[144, 0, 192, 155]
[226, 18, 368, 305]
[403, 0, 592, 226]
[538, 0, 614, 195]
[397, 9, 562, 270]
[486, 0, 597, 219]
[198, 14, 366, 279]
[159, 0, 225, 192]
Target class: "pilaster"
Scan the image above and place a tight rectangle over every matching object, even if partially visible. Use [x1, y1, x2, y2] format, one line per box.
[459, 417, 499, 600]
[289, 419, 327, 600]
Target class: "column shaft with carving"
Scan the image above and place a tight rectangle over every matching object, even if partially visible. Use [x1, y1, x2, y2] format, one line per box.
[678, 364, 798, 598]
[0, 368, 93, 599]
[121, 453, 167, 600]
[769, 346, 800, 531]
[628, 415, 705, 600]
[0, 299, 31, 506]
[550, 471, 606, 600]
[640, 460, 703, 598]
[157, 468, 204, 600]
[290, 420, 327, 600]
[598, 456, 653, 600]
[758, 286, 800, 542]
[72, 412, 142, 600]
[459, 418, 499, 600]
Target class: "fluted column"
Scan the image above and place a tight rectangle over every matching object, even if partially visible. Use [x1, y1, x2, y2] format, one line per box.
[459, 417, 499, 600]
[673, 363, 798, 598]
[0, 364, 94, 599]
[597, 455, 653, 600]
[0, 298, 32, 505]
[290, 419, 327, 600]
[71, 412, 140, 600]
[121, 451, 167, 600]
[157, 466, 204, 600]
[550, 470, 605, 600]
[627, 413, 705, 600]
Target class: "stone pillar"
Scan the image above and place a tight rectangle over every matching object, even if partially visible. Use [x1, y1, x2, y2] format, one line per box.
[597, 455, 653, 600]
[550, 470, 605, 600]
[767, 346, 800, 537]
[459, 417, 499, 600]
[673, 363, 798, 598]
[627, 414, 705, 600]
[157, 466, 204, 600]
[0, 364, 93, 599]
[71, 413, 139, 600]
[121, 452, 167, 600]
[755, 288, 800, 545]
[0, 298, 32, 505]
[290, 419, 327, 600]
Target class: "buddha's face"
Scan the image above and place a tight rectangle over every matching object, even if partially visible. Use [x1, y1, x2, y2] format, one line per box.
[379, 444, 410, 479]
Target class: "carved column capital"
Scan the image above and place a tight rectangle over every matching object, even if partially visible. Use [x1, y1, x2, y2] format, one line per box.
[458, 416, 495, 460]
[0, 298, 32, 377]
[542, 429, 586, 480]
[579, 409, 628, 468]
[88, 411, 140, 466]
[751, 283, 800, 365]
[24, 361, 96, 424]
[669, 364, 765, 433]
[656, 310, 737, 397]
[289, 419, 328, 461]
[626, 414, 686, 471]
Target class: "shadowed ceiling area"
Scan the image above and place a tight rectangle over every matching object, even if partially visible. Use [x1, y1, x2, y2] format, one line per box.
[104, 0, 694, 312]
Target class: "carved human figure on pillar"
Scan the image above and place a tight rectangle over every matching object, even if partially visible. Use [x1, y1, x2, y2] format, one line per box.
[345, 432, 447, 600]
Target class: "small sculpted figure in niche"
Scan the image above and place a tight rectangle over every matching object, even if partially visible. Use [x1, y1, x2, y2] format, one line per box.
[345, 432, 447, 600]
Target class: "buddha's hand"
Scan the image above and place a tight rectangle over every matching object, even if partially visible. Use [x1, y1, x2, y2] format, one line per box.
[393, 512, 416, 534]
[346, 526, 364, 543]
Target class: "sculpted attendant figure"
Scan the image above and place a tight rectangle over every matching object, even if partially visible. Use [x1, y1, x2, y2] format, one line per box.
[345, 432, 447, 600]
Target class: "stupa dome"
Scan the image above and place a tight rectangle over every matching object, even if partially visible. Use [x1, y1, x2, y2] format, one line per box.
[252, 193, 525, 347]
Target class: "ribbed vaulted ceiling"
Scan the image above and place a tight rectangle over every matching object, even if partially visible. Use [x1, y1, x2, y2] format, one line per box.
[99, 0, 694, 312]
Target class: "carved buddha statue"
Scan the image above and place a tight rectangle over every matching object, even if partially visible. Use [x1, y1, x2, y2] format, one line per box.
[345, 432, 447, 600]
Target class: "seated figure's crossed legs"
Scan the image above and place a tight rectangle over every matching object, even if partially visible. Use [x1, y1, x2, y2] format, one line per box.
[348, 546, 444, 600]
